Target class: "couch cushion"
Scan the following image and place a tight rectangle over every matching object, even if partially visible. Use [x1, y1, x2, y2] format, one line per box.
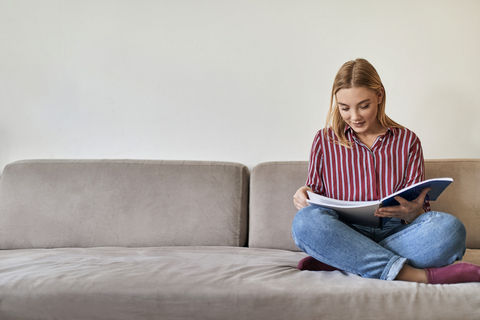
[249, 161, 307, 251]
[0, 160, 249, 249]
[425, 159, 480, 249]
[0, 246, 478, 320]
[249, 160, 480, 251]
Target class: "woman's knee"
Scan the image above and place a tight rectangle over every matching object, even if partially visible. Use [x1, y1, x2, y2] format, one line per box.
[422, 211, 466, 244]
[410, 211, 466, 267]
[292, 206, 336, 242]
[292, 206, 316, 237]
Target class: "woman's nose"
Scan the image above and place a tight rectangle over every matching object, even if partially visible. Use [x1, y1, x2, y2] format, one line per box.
[351, 110, 361, 120]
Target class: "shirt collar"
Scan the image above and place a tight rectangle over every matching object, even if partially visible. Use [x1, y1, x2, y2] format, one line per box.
[344, 125, 395, 136]
[345, 126, 396, 146]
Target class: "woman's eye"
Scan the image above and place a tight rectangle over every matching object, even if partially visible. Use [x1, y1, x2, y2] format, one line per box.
[361, 104, 370, 109]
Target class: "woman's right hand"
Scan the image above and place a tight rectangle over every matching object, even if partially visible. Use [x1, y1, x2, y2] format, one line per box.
[293, 186, 313, 210]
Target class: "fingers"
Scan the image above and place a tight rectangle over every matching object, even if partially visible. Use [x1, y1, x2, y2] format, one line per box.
[389, 186, 432, 209]
[375, 192, 426, 221]
[374, 208, 403, 219]
[294, 199, 308, 210]
[293, 195, 309, 210]
[393, 196, 409, 205]
[293, 186, 312, 210]
[418, 187, 431, 201]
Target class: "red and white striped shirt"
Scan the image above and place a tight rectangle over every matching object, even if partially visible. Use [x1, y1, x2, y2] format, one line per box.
[306, 126, 430, 211]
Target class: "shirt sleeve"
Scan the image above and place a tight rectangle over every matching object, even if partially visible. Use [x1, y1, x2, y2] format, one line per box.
[404, 133, 431, 212]
[305, 130, 324, 195]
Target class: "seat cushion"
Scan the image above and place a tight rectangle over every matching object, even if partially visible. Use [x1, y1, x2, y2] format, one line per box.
[0, 246, 478, 320]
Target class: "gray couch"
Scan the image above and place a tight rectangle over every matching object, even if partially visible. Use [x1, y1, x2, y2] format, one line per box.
[0, 159, 478, 319]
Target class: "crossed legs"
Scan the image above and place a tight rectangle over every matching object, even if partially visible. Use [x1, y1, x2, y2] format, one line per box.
[292, 206, 473, 283]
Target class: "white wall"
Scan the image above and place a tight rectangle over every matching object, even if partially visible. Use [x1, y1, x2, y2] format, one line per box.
[1, 0, 479, 170]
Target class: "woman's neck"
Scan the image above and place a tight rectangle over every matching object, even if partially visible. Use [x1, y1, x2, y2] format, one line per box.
[354, 125, 388, 149]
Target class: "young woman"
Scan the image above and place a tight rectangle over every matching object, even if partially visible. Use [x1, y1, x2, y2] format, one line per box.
[292, 58, 480, 284]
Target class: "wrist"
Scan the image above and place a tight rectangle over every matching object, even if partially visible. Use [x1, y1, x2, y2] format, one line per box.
[402, 208, 427, 225]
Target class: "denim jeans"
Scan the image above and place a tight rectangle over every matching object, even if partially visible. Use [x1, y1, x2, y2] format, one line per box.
[292, 206, 467, 280]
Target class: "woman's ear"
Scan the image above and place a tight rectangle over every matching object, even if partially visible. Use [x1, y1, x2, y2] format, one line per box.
[377, 87, 385, 104]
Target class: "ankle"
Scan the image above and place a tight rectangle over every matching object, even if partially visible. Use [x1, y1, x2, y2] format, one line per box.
[395, 264, 428, 283]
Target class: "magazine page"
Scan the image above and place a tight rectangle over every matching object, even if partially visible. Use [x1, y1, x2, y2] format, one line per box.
[305, 192, 382, 228]
[307, 191, 379, 208]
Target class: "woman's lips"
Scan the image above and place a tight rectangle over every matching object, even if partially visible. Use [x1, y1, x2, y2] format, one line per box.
[352, 122, 365, 127]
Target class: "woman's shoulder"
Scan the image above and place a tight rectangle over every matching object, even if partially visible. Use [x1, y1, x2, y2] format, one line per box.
[313, 127, 337, 141]
[390, 126, 422, 144]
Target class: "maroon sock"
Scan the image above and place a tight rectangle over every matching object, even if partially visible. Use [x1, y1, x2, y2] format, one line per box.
[425, 263, 480, 284]
[297, 256, 340, 272]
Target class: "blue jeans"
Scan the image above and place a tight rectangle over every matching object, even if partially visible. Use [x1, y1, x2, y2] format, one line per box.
[292, 206, 467, 280]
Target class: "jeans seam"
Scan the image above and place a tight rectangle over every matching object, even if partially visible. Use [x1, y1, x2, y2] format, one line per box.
[381, 256, 407, 280]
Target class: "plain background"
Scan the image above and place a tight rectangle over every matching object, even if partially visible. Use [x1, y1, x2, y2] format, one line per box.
[1, 0, 479, 170]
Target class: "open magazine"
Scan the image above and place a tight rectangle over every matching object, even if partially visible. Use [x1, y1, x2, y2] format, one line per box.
[306, 178, 453, 228]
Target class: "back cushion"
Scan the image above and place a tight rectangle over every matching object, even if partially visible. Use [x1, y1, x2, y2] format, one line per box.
[249, 160, 480, 251]
[249, 161, 307, 251]
[0, 160, 249, 249]
[425, 159, 480, 249]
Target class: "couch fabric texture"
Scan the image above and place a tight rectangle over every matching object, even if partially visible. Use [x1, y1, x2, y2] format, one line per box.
[0, 159, 479, 319]
[0, 160, 249, 249]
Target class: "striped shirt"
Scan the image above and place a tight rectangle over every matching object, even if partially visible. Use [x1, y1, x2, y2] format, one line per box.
[306, 126, 430, 211]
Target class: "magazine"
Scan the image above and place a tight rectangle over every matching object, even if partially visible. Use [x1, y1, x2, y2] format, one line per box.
[306, 178, 453, 228]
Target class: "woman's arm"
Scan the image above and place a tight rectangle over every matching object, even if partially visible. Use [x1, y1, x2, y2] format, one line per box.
[294, 130, 324, 210]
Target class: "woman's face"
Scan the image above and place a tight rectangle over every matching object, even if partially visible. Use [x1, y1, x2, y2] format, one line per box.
[336, 87, 384, 136]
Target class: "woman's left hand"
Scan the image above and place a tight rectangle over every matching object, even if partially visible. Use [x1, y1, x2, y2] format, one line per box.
[374, 187, 431, 223]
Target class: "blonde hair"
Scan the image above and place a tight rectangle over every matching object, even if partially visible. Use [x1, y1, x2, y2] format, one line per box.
[325, 58, 403, 148]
